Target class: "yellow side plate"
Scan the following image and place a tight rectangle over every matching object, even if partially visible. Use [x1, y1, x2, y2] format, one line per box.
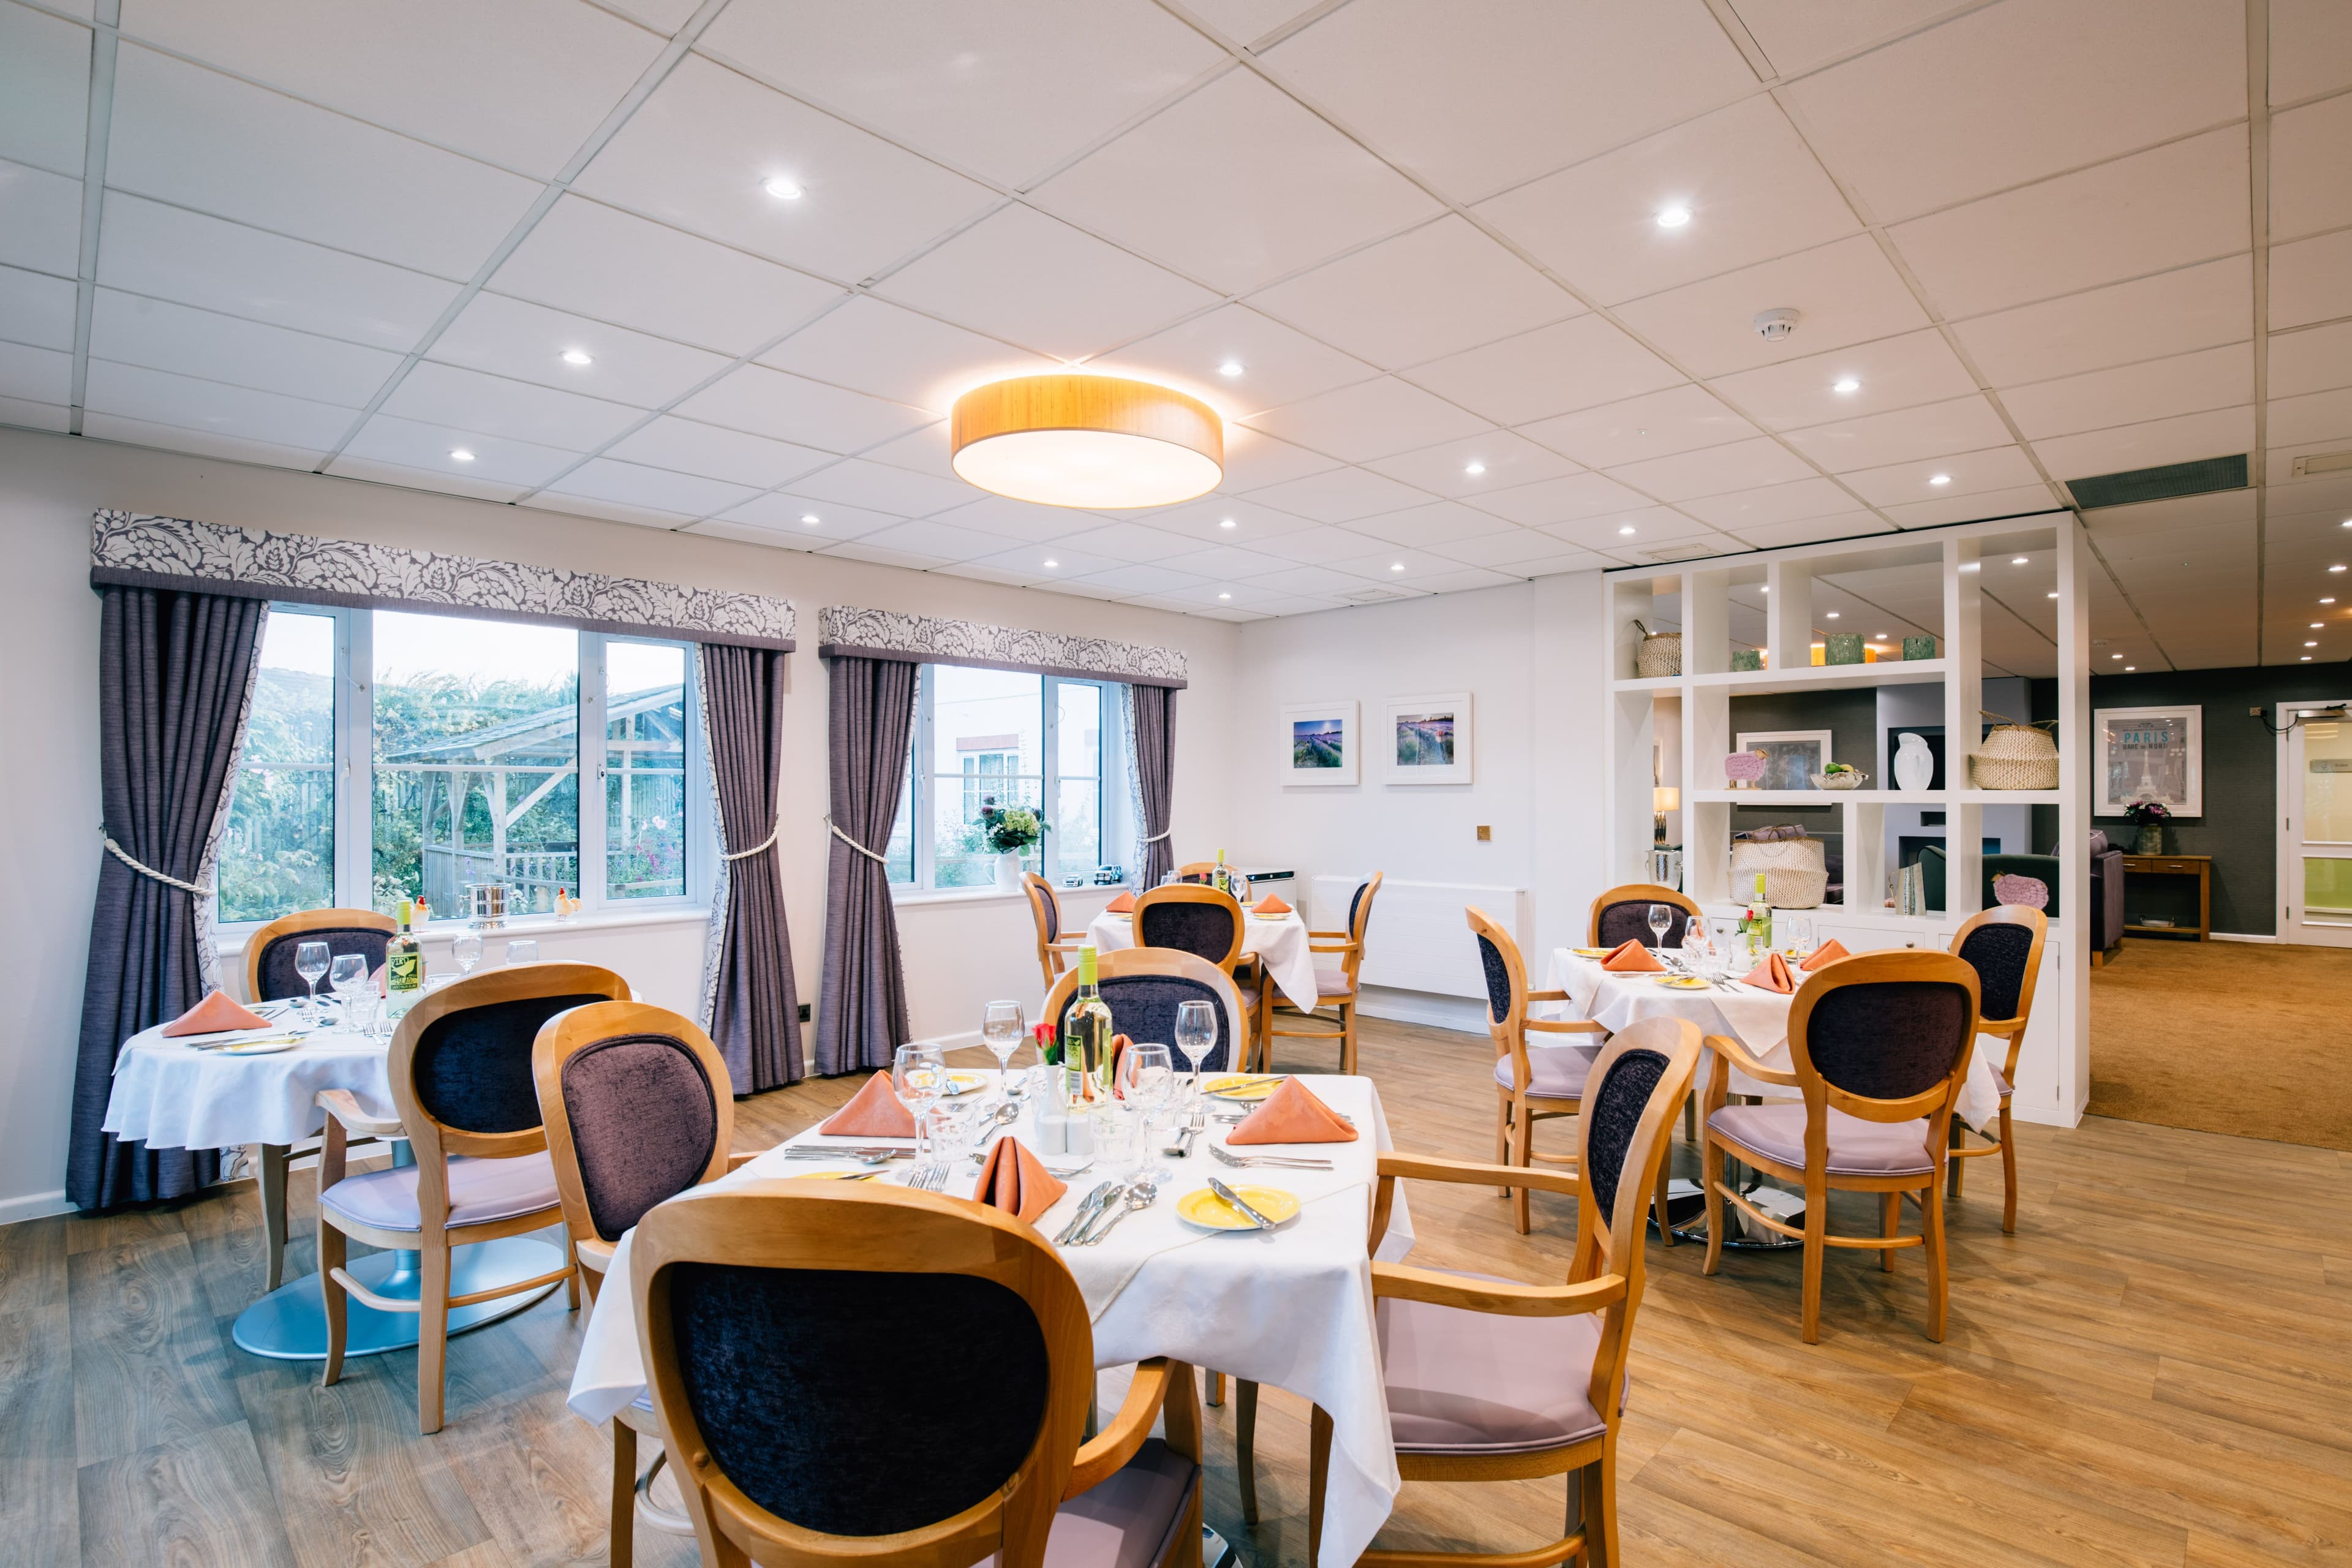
[1654, 975, 1711, 990]
[787, 1169, 882, 1180]
[1201, 1074, 1283, 1101]
[1177, 1185, 1302, 1231]
[941, 1071, 989, 1097]
[1571, 946, 1612, 959]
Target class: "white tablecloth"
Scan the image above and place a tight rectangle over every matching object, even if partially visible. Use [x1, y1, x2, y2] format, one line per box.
[1542, 951, 2003, 1134]
[1087, 905, 1320, 1014]
[104, 1011, 393, 1150]
[568, 1071, 1411, 1568]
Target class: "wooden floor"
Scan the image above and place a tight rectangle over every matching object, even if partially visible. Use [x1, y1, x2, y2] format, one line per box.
[7, 1017, 2349, 1567]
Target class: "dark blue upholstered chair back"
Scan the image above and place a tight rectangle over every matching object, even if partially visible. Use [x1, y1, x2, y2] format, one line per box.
[1348, 880, 1374, 938]
[560, 1033, 720, 1240]
[1055, 974, 1236, 1074]
[1594, 900, 1681, 950]
[1136, 900, 1238, 965]
[415, 993, 612, 1134]
[1956, 921, 2037, 1022]
[254, 924, 392, 1000]
[1801, 981, 1973, 1102]
[1583, 1048, 1664, 1220]
[1476, 933, 1515, 1025]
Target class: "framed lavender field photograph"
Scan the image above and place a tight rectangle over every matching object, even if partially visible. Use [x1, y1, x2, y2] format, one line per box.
[1283, 700, 1359, 786]
[1384, 692, 1474, 785]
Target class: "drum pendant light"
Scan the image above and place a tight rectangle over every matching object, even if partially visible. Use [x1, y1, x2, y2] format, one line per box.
[951, 374, 1223, 509]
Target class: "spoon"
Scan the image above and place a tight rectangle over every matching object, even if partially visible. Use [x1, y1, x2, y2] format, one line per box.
[1082, 1180, 1159, 1246]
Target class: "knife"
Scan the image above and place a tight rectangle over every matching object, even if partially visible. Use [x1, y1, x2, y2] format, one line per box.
[1207, 1177, 1276, 1230]
[1054, 1182, 1117, 1245]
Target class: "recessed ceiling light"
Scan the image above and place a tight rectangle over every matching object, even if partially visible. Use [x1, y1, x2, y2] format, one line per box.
[2111, 653, 2122, 659]
[2304, 655, 2315, 661]
[2047, 592, 2059, 598]
[2307, 640, 2320, 647]
[1463, 460, 1486, 476]
[1929, 474, 1952, 486]
[1760, 585, 1770, 593]
[1219, 517, 1236, 529]
[801, 513, 820, 525]
[762, 176, 804, 200]
[1872, 631, 1885, 638]
[2340, 518, 2351, 527]
[1831, 377, 1861, 394]
[560, 349, 593, 366]
[2011, 556, 2027, 565]
[1959, 562, 1980, 571]
[448, 448, 475, 462]
[1390, 562, 1406, 572]
[2324, 597, 2337, 604]
[1617, 524, 1636, 535]
[1218, 592, 1231, 600]
[1044, 559, 1059, 568]
[1218, 360, 1244, 377]
[2335, 565, 2349, 573]
[2314, 622, 2326, 628]
[1825, 611, 1840, 619]
[1656, 205, 1692, 228]
[2125, 665, 2135, 671]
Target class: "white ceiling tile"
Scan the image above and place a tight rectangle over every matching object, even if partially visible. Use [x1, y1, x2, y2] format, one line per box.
[715, 492, 900, 540]
[0, 339, 70, 405]
[1431, 527, 1599, 569]
[1089, 303, 1377, 418]
[1242, 376, 1489, 462]
[429, 292, 733, 409]
[858, 421, 959, 480]
[1214, 424, 1343, 491]
[537, 458, 761, 522]
[1889, 126, 2248, 320]
[89, 289, 400, 405]
[2034, 406, 2255, 481]
[1783, 393, 2013, 470]
[0, 263, 77, 349]
[1602, 436, 1813, 502]
[850, 517, 1022, 564]
[1065, 561, 1210, 596]
[1114, 494, 1324, 544]
[600, 0, 696, 32]
[758, 295, 1054, 413]
[1475, 95, 1860, 307]
[1122, 544, 1290, 582]
[0, 393, 69, 431]
[1260, 0, 1757, 202]
[1516, 384, 1758, 467]
[489, 195, 846, 356]
[1840, 447, 2045, 508]
[698, 0, 1226, 189]
[672, 364, 936, 453]
[1244, 214, 1580, 369]
[2271, 0, 2352, 103]
[1615, 234, 1931, 378]
[1054, 521, 1208, 564]
[1715, 512, 1890, 550]
[820, 540, 952, 570]
[106, 45, 541, 281]
[2000, 344, 2253, 440]
[81, 410, 331, 470]
[1249, 526, 1389, 565]
[1327, 545, 1489, 586]
[338, 411, 582, 488]
[1239, 562, 1394, 597]
[1330, 499, 1519, 549]
[0, 1, 89, 176]
[96, 192, 459, 349]
[872, 202, 1218, 360]
[603, 415, 834, 489]
[0, 157, 88, 276]
[2269, 92, 2352, 243]
[1031, 67, 1438, 295]
[1460, 470, 1651, 526]
[82, 358, 358, 450]
[1027, 575, 1142, 601]
[1246, 465, 1436, 522]
[381, 361, 641, 450]
[2270, 322, 2352, 399]
[1705, 328, 1980, 432]
[932, 562, 1053, 589]
[1540, 507, 1721, 552]
[962, 541, 1129, 581]
[2268, 387, 2352, 451]
[575, 55, 998, 284]
[1362, 429, 1580, 499]
[1680, 475, 1856, 528]
[910, 496, 1104, 545]
[522, 492, 690, 529]
[2081, 488, 2255, 536]
[322, 448, 537, 502]
[2269, 228, 2352, 331]
[1950, 255, 2250, 388]
[788, 455, 978, 516]
[1404, 314, 1684, 426]
[118, 0, 664, 179]
[1724, 0, 1970, 77]
[1512, 551, 1613, 579]
[1780, 0, 2244, 223]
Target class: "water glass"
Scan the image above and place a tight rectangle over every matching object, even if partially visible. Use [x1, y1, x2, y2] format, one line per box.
[1648, 903, 1675, 948]
[326, 954, 368, 1027]
[451, 932, 483, 975]
[505, 939, 540, 965]
[1172, 1000, 1216, 1104]
[1681, 916, 1714, 971]
[893, 1042, 946, 1172]
[293, 941, 331, 1022]
[981, 1000, 1025, 1100]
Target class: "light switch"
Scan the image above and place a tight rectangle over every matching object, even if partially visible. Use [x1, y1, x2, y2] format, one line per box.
[1476, 825, 1492, 842]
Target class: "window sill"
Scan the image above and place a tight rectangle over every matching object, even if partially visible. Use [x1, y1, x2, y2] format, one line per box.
[891, 883, 1131, 910]
[213, 903, 712, 959]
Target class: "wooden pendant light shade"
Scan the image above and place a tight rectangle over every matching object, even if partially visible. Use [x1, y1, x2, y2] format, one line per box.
[951, 374, 1224, 510]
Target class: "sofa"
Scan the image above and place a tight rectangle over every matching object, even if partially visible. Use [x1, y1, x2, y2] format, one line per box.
[1917, 832, 2125, 963]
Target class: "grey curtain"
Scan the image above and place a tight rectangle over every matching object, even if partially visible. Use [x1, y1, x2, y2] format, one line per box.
[699, 644, 801, 1093]
[69, 587, 265, 1208]
[815, 655, 916, 1075]
[1128, 683, 1176, 889]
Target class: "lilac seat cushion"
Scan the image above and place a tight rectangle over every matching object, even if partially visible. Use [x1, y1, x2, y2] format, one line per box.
[320, 1150, 562, 1231]
[1494, 1046, 1600, 1099]
[1992, 1067, 2013, 1097]
[1378, 1272, 1618, 1455]
[1707, 1104, 1935, 1177]
[1313, 963, 1354, 998]
[978, 1439, 1199, 1568]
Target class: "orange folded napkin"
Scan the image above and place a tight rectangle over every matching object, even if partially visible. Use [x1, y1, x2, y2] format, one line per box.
[1227, 1077, 1359, 1144]
[1799, 939, 1850, 972]
[817, 1072, 917, 1137]
[162, 989, 272, 1037]
[1741, 952, 1796, 993]
[1600, 938, 1665, 973]
[1252, 894, 1292, 916]
[1105, 891, 1136, 914]
[972, 1137, 1067, 1225]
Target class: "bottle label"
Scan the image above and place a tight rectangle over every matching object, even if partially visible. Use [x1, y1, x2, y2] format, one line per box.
[388, 951, 422, 993]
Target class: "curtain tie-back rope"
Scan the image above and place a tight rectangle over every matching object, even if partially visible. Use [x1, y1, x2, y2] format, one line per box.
[824, 815, 890, 864]
[723, 816, 782, 861]
[1142, 824, 1172, 843]
[101, 831, 213, 895]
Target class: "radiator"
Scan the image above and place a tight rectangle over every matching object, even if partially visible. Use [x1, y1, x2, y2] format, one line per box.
[1310, 876, 1532, 1000]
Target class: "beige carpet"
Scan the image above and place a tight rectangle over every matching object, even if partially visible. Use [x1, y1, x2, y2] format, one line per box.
[2090, 937, 2352, 1149]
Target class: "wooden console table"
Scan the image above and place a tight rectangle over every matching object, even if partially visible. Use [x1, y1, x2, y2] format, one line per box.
[2120, 853, 2211, 941]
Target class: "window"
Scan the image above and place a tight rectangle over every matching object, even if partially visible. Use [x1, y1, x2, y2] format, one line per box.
[889, 665, 1126, 891]
[215, 605, 706, 927]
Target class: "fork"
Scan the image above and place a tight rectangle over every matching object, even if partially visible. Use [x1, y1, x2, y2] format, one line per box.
[1210, 1145, 1332, 1170]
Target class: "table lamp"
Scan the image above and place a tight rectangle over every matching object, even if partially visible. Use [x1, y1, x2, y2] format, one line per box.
[1653, 785, 1678, 845]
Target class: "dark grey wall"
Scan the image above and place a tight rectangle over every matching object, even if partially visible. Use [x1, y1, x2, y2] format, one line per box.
[1724, 690, 1876, 874]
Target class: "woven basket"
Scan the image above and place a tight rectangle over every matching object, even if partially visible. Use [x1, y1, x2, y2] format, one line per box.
[1970, 712, 2060, 790]
[1631, 619, 1683, 679]
[1731, 835, 1828, 909]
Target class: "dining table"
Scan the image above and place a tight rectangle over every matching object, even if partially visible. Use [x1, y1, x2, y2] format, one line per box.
[568, 1069, 1414, 1568]
[1086, 900, 1322, 1014]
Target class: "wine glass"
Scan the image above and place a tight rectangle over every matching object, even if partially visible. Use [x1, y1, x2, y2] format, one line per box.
[505, 939, 539, 965]
[451, 932, 483, 976]
[1172, 1000, 1217, 1106]
[326, 954, 368, 1027]
[293, 941, 331, 1022]
[1119, 1042, 1175, 1117]
[1647, 903, 1674, 948]
[892, 1043, 946, 1175]
[981, 1000, 1025, 1102]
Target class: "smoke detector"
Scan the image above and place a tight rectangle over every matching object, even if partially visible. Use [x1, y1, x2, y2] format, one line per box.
[1753, 308, 1800, 340]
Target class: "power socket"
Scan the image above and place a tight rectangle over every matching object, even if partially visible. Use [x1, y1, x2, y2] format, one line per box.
[1476, 825, 1492, 842]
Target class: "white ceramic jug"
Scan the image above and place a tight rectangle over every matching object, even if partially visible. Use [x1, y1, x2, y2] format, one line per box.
[1894, 732, 1934, 793]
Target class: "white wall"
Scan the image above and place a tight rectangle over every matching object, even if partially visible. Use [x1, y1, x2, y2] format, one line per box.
[0, 427, 1242, 1220]
[1227, 572, 1610, 1029]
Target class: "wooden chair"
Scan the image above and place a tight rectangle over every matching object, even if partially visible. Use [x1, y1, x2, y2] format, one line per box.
[1300, 1017, 1700, 1568]
[1588, 883, 1700, 949]
[1700, 951, 1980, 1343]
[316, 961, 628, 1433]
[1264, 873, 1381, 1076]
[1469, 905, 1610, 1235]
[1133, 884, 1267, 1061]
[631, 1181, 1205, 1568]
[1021, 872, 1085, 992]
[1944, 904, 2048, 1233]
[1174, 859, 1218, 881]
[533, 1001, 756, 1566]
[1040, 948, 1246, 1080]
[242, 907, 398, 1294]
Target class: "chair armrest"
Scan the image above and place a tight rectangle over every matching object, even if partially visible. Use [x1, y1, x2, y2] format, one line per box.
[725, 1152, 761, 1171]
[1306, 927, 1349, 938]
[1046, 937, 1085, 952]
[1526, 1017, 1607, 1034]
[1372, 1262, 1627, 1319]
[315, 1088, 403, 1139]
[1305, 941, 1359, 955]
[1067, 1357, 1177, 1497]
[1705, 1033, 1798, 1089]
[1377, 1151, 1581, 1197]
[575, 1236, 616, 1275]
[1527, 988, 1572, 1001]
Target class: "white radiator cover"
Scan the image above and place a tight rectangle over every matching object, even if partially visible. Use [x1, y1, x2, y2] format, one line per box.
[1311, 876, 1532, 1000]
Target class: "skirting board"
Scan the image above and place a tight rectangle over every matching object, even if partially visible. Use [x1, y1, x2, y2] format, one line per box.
[0, 1189, 74, 1227]
[1355, 985, 1487, 1035]
[2209, 932, 2276, 943]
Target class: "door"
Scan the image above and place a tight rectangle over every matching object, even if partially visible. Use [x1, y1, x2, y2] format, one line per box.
[2280, 701, 2352, 946]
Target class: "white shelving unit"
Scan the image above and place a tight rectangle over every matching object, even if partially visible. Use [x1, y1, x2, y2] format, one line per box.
[1603, 517, 2092, 1127]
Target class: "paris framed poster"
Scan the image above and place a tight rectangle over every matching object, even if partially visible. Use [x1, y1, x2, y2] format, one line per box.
[2096, 705, 2201, 816]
